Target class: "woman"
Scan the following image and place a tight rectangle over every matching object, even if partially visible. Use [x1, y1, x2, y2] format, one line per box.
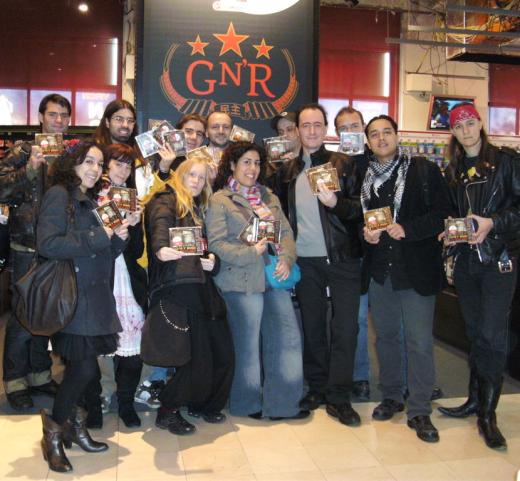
[438, 103, 520, 450]
[37, 140, 129, 472]
[206, 141, 307, 420]
[142, 156, 234, 435]
[95, 144, 147, 428]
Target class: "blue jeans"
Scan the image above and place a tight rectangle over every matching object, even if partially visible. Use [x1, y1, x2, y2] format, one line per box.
[222, 289, 304, 417]
[353, 293, 370, 382]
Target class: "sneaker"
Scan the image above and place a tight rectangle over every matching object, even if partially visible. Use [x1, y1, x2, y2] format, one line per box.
[134, 380, 164, 409]
[101, 395, 111, 414]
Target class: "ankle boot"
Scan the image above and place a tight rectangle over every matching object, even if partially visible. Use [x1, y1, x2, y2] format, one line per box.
[40, 410, 73, 473]
[477, 377, 507, 450]
[62, 406, 108, 453]
[438, 370, 479, 418]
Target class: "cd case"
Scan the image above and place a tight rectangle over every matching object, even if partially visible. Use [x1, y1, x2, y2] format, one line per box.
[305, 162, 340, 195]
[169, 226, 207, 255]
[187, 146, 214, 162]
[230, 125, 255, 143]
[339, 132, 364, 156]
[238, 216, 281, 245]
[163, 130, 187, 156]
[364, 206, 393, 231]
[108, 187, 137, 212]
[34, 133, 64, 156]
[92, 201, 125, 230]
[264, 136, 293, 163]
[444, 217, 476, 243]
[135, 131, 161, 158]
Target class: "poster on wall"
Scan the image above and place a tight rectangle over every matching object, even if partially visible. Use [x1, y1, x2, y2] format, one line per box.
[136, 0, 318, 141]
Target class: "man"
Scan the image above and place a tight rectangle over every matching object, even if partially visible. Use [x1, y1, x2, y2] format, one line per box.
[206, 111, 233, 163]
[271, 111, 300, 157]
[334, 106, 370, 402]
[0, 93, 71, 410]
[94, 99, 138, 147]
[275, 103, 363, 427]
[167, 113, 207, 172]
[361, 115, 450, 443]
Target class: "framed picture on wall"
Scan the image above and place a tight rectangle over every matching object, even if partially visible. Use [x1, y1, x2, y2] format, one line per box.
[427, 95, 475, 131]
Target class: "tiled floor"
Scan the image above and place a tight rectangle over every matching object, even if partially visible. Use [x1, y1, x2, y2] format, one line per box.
[1, 395, 519, 481]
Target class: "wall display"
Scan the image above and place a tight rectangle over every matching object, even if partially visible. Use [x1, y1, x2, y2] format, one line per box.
[136, 0, 317, 140]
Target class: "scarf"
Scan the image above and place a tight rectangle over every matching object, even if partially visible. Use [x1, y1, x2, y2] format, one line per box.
[360, 153, 410, 221]
[227, 176, 274, 221]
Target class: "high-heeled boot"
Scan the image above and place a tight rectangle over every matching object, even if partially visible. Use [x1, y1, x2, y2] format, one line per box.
[477, 378, 507, 450]
[40, 410, 73, 473]
[62, 406, 108, 453]
[438, 370, 479, 418]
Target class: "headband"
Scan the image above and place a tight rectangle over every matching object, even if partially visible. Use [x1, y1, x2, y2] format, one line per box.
[449, 104, 480, 127]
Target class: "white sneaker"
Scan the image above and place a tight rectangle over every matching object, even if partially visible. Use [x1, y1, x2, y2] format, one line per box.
[134, 380, 164, 409]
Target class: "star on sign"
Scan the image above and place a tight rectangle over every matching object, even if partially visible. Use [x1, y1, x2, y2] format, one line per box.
[187, 35, 209, 56]
[213, 22, 249, 57]
[253, 38, 274, 59]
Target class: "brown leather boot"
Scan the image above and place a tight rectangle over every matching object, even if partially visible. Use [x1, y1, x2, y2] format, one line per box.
[40, 410, 73, 473]
[62, 406, 108, 453]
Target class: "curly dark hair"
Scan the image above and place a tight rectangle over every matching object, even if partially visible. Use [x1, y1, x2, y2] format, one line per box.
[213, 141, 267, 191]
[51, 139, 106, 195]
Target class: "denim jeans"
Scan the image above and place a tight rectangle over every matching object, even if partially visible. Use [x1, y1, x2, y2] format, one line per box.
[222, 288, 304, 417]
[369, 278, 435, 419]
[353, 293, 370, 382]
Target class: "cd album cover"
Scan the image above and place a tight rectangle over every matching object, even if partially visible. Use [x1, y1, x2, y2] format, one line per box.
[187, 146, 214, 162]
[136, 131, 161, 158]
[305, 162, 340, 194]
[238, 216, 281, 244]
[445, 217, 475, 243]
[34, 133, 64, 156]
[108, 187, 138, 212]
[169, 226, 207, 255]
[264, 136, 292, 162]
[339, 132, 364, 156]
[364, 206, 393, 231]
[163, 130, 187, 156]
[93, 201, 125, 230]
[230, 125, 255, 143]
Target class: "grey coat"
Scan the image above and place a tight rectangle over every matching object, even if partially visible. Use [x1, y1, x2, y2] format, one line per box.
[37, 185, 125, 336]
[206, 186, 296, 294]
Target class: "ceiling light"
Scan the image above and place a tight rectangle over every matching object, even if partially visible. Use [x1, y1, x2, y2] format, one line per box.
[78, 3, 88, 13]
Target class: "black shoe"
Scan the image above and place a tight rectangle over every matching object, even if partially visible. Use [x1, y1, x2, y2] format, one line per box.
[41, 410, 73, 473]
[202, 411, 226, 424]
[248, 411, 263, 420]
[431, 387, 443, 401]
[326, 403, 361, 426]
[372, 399, 405, 421]
[478, 413, 507, 450]
[407, 415, 439, 443]
[31, 379, 59, 397]
[299, 392, 326, 411]
[118, 403, 141, 428]
[6, 389, 34, 411]
[270, 410, 311, 421]
[85, 401, 103, 430]
[156, 407, 195, 435]
[352, 381, 370, 401]
[62, 407, 108, 453]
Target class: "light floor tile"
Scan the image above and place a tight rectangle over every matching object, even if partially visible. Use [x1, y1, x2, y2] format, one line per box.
[117, 450, 185, 480]
[445, 457, 519, 481]
[241, 445, 318, 475]
[235, 423, 302, 448]
[387, 462, 459, 481]
[322, 466, 396, 481]
[180, 445, 252, 478]
[254, 470, 326, 481]
[307, 441, 381, 471]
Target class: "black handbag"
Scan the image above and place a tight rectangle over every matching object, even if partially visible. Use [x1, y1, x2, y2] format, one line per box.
[14, 196, 77, 336]
[15, 257, 78, 336]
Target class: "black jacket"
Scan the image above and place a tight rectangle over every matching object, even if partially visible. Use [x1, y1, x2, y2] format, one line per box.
[274, 144, 363, 262]
[0, 142, 47, 249]
[362, 156, 451, 296]
[37, 185, 126, 336]
[445, 145, 520, 263]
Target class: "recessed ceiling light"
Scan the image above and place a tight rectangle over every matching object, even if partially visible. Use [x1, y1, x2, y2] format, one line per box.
[78, 3, 88, 13]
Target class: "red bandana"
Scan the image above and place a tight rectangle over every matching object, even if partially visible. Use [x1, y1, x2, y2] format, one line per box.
[449, 104, 480, 127]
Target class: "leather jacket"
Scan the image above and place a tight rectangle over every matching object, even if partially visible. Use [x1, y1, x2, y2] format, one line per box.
[0, 142, 48, 249]
[274, 144, 363, 262]
[446, 144, 520, 264]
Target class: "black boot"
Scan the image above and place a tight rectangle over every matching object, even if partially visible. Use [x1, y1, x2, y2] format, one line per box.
[477, 378, 507, 450]
[438, 370, 479, 418]
[115, 355, 142, 428]
[79, 376, 104, 429]
[40, 410, 73, 473]
[62, 406, 108, 453]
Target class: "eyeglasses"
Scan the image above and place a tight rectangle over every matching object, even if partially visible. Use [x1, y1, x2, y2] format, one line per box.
[46, 112, 70, 120]
[111, 115, 136, 125]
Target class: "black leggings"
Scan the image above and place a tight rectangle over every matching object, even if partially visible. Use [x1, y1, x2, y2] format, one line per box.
[52, 357, 99, 425]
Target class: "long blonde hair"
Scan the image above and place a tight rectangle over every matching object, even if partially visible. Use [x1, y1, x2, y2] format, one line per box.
[170, 158, 212, 223]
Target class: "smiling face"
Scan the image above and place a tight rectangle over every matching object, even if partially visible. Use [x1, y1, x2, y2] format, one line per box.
[451, 117, 483, 154]
[182, 119, 206, 151]
[298, 108, 327, 154]
[336, 111, 364, 134]
[366, 119, 398, 163]
[231, 149, 261, 188]
[207, 112, 232, 148]
[75, 146, 104, 192]
[39, 101, 71, 134]
[183, 161, 207, 197]
[107, 158, 132, 186]
[105, 108, 136, 144]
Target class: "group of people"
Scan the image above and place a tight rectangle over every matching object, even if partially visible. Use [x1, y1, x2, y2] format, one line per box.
[0, 93, 518, 474]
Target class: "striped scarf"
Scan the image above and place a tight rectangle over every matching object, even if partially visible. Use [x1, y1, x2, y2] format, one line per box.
[227, 176, 275, 221]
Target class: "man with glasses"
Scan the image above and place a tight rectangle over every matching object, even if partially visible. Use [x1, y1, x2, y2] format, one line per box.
[0, 93, 72, 410]
[275, 103, 364, 428]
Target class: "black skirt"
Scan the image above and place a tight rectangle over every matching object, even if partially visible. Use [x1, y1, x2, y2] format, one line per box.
[51, 332, 118, 361]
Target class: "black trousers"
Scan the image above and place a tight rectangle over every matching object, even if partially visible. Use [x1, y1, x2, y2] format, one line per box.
[2, 250, 52, 389]
[454, 250, 516, 385]
[160, 312, 234, 412]
[295, 257, 360, 404]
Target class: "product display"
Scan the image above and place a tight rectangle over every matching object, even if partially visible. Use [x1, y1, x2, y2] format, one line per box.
[364, 206, 393, 231]
[444, 217, 476, 243]
[305, 162, 340, 194]
[108, 187, 138, 213]
[169, 226, 207, 255]
[230, 125, 255, 142]
[92, 201, 125, 230]
[163, 130, 186, 156]
[135, 131, 161, 158]
[34, 133, 64, 156]
[338, 132, 364, 155]
[264, 136, 293, 162]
